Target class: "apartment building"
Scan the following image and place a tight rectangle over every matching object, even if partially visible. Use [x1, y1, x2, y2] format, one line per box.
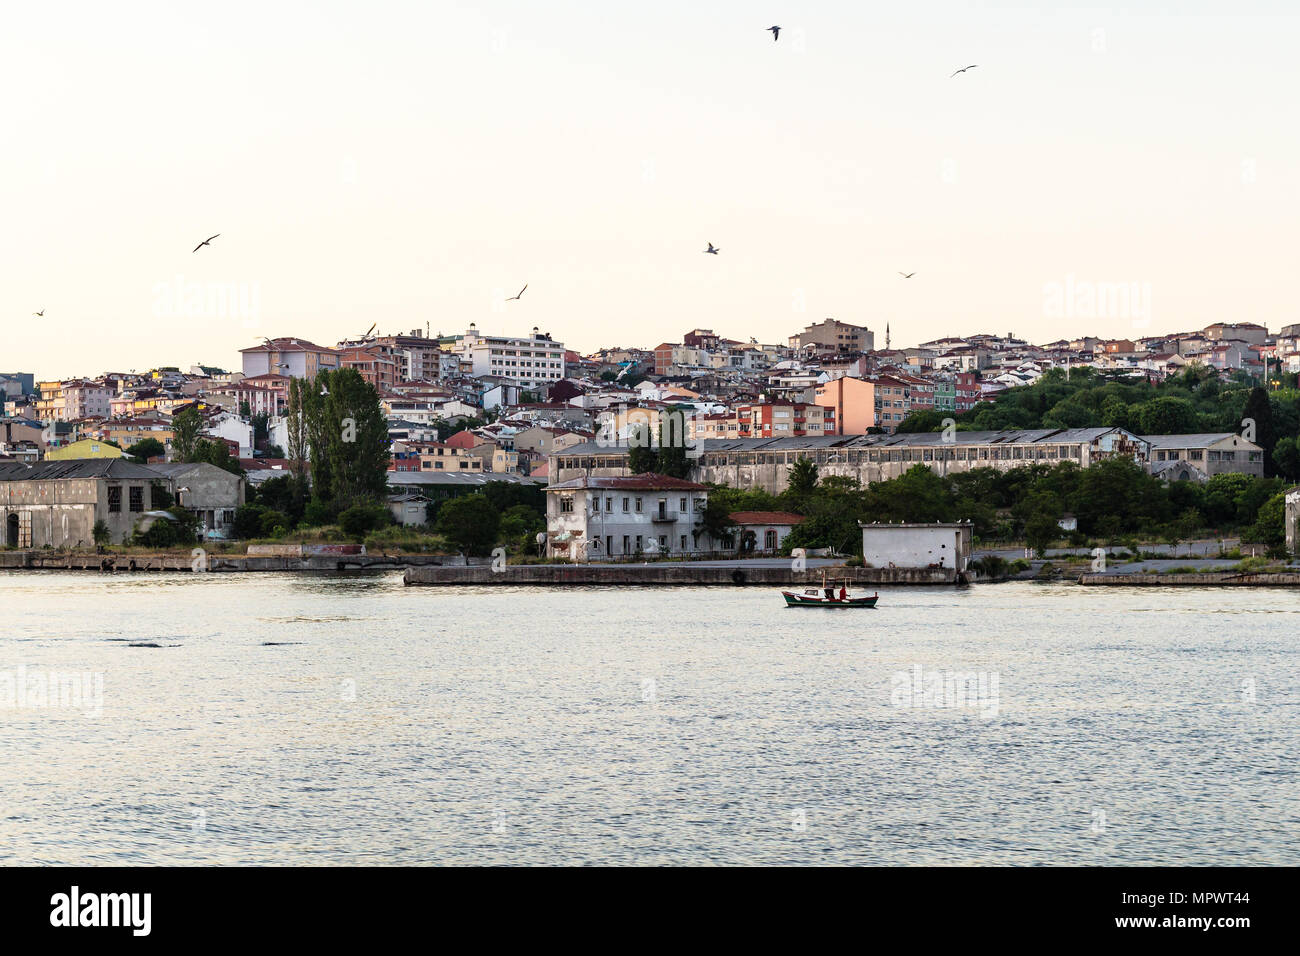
[545, 474, 709, 560]
[239, 337, 341, 379]
[452, 326, 565, 388]
[789, 318, 875, 355]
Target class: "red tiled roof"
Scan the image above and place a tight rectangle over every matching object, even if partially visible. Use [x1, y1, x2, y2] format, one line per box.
[546, 472, 708, 492]
[729, 511, 805, 526]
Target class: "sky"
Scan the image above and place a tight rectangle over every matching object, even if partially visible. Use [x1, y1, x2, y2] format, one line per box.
[2, 1, 1298, 380]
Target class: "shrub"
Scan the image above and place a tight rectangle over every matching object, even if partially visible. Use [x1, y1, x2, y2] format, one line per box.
[338, 502, 390, 539]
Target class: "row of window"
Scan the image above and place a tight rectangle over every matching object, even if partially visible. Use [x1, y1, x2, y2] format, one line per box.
[106, 485, 146, 513]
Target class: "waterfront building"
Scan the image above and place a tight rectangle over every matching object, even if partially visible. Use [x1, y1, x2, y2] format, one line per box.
[726, 511, 806, 554]
[144, 462, 246, 538]
[550, 427, 1154, 495]
[859, 521, 973, 571]
[0, 459, 171, 548]
[544, 473, 708, 560]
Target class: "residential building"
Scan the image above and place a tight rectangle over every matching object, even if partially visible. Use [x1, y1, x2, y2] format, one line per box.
[544, 474, 708, 560]
[452, 325, 565, 388]
[789, 318, 875, 355]
[239, 337, 341, 379]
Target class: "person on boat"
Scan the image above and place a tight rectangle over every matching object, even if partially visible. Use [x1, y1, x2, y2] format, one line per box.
[838, 585, 848, 601]
[824, 587, 835, 601]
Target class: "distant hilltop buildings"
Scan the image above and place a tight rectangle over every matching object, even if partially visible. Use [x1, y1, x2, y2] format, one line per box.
[1, 319, 1291, 526]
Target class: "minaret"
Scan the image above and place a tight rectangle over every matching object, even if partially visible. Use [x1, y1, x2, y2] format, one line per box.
[885, 323, 891, 350]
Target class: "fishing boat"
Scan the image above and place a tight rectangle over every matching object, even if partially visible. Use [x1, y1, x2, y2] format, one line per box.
[781, 587, 878, 608]
[781, 572, 878, 608]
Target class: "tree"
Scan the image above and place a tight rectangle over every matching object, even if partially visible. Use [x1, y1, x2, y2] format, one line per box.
[1133, 396, 1197, 435]
[338, 502, 390, 539]
[171, 407, 203, 462]
[435, 494, 500, 555]
[1241, 386, 1277, 477]
[1272, 436, 1300, 483]
[92, 520, 111, 548]
[309, 368, 391, 507]
[285, 377, 312, 478]
[126, 437, 165, 463]
[786, 457, 819, 503]
[191, 438, 245, 475]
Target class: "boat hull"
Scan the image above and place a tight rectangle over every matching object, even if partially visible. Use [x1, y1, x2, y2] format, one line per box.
[781, 591, 878, 608]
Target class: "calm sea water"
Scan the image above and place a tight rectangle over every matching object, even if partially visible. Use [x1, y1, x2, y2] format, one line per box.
[1, 571, 1296, 866]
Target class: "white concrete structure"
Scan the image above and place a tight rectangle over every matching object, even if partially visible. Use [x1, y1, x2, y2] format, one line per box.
[1286, 486, 1299, 556]
[858, 521, 972, 571]
[545, 474, 707, 560]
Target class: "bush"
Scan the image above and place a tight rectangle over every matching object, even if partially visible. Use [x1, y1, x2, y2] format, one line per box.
[338, 502, 390, 539]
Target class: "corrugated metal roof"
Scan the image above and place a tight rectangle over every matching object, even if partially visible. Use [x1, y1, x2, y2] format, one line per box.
[0, 459, 163, 482]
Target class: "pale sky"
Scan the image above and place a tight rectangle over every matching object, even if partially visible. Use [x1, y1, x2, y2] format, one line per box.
[3, 1, 1298, 380]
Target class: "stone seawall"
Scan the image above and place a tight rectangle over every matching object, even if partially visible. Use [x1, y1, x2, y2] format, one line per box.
[0, 551, 457, 572]
[1079, 572, 1300, 586]
[403, 565, 957, 586]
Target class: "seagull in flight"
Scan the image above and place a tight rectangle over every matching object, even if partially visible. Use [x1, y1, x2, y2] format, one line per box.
[32, 309, 44, 317]
[898, 272, 916, 278]
[704, 243, 719, 255]
[192, 234, 220, 253]
[506, 284, 528, 301]
[950, 65, 978, 77]
[360, 322, 377, 338]
[768, 26, 781, 42]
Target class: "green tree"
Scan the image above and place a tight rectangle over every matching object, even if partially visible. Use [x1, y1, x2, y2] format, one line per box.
[92, 520, 111, 548]
[1133, 396, 1197, 435]
[1272, 436, 1300, 483]
[172, 407, 203, 462]
[126, 437, 165, 463]
[785, 457, 819, 506]
[1241, 386, 1277, 477]
[309, 368, 391, 507]
[435, 494, 500, 555]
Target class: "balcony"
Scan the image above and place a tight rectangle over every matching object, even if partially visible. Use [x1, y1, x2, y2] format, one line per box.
[650, 510, 679, 523]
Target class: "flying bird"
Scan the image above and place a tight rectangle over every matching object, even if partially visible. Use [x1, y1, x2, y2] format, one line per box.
[704, 243, 719, 255]
[359, 323, 377, 338]
[32, 309, 44, 317]
[506, 284, 528, 301]
[768, 26, 781, 41]
[950, 65, 978, 77]
[898, 272, 916, 278]
[192, 234, 220, 253]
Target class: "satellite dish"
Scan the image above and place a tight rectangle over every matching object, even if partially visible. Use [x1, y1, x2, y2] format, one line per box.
[535, 532, 547, 545]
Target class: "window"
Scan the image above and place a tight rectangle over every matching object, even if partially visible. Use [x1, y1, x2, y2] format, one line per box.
[622, 497, 630, 512]
[622, 535, 630, 554]
[606, 497, 613, 512]
[129, 487, 144, 512]
[107, 486, 122, 513]
[680, 535, 687, 550]
[560, 496, 574, 513]
[635, 497, 643, 513]
[680, 497, 688, 512]
[635, 535, 643, 551]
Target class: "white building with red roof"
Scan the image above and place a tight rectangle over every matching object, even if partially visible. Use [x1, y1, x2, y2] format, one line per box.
[544, 473, 708, 560]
